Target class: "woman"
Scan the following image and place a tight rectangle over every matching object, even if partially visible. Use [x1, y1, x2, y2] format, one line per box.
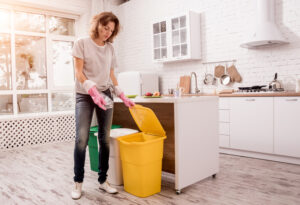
[71, 12, 134, 199]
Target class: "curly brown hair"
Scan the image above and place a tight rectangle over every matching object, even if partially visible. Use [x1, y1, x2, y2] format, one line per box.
[89, 12, 120, 43]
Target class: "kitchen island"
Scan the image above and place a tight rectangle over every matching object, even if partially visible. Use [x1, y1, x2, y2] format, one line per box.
[113, 96, 219, 194]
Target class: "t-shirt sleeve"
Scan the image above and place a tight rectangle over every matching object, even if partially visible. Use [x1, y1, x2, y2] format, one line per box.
[111, 45, 118, 69]
[72, 39, 84, 59]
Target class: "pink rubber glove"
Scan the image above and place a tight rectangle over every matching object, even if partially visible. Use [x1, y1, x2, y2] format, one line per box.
[88, 86, 106, 110]
[119, 92, 135, 108]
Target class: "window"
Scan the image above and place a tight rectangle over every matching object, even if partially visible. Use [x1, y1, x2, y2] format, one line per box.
[0, 7, 76, 116]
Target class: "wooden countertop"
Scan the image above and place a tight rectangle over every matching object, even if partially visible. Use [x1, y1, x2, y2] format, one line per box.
[219, 92, 300, 97]
[165, 92, 300, 97]
[114, 92, 300, 102]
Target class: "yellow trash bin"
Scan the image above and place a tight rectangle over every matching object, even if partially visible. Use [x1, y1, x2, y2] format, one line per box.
[118, 104, 167, 197]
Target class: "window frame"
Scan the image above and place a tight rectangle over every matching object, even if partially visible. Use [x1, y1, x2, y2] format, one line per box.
[0, 4, 78, 119]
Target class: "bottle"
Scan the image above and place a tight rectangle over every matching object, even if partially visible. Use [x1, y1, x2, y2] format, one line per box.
[174, 84, 180, 98]
[174, 86, 184, 97]
[100, 92, 114, 109]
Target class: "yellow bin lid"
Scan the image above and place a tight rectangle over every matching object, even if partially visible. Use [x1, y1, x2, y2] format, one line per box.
[129, 104, 166, 137]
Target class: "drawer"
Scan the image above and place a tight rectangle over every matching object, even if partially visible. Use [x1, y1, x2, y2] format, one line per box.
[219, 122, 230, 135]
[219, 134, 230, 148]
[219, 97, 230, 109]
[219, 110, 230, 122]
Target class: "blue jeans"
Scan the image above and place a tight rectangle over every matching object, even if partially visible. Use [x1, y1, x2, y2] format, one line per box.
[73, 89, 113, 184]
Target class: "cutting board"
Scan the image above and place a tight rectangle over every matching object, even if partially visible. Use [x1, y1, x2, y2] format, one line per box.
[227, 65, 242, 83]
[214, 65, 225, 78]
[179, 75, 191, 94]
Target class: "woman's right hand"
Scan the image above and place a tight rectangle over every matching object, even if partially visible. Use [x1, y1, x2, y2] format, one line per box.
[88, 86, 107, 110]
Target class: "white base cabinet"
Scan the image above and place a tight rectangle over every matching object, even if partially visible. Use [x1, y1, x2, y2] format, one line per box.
[274, 97, 300, 158]
[219, 98, 230, 148]
[219, 96, 300, 163]
[230, 97, 273, 153]
[219, 134, 230, 148]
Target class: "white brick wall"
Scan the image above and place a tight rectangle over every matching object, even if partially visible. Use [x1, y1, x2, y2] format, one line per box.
[111, 0, 300, 94]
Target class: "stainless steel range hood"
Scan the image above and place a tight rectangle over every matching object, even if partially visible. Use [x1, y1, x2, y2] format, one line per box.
[240, 0, 288, 48]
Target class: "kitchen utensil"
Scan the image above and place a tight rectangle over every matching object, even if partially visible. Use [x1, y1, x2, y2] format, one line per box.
[214, 65, 225, 78]
[168, 88, 174, 94]
[179, 75, 191, 94]
[251, 85, 267, 90]
[219, 64, 232, 86]
[220, 74, 231, 85]
[227, 64, 242, 83]
[238, 86, 251, 91]
[219, 89, 234, 94]
[269, 73, 282, 90]
[203, 73, 216, 85]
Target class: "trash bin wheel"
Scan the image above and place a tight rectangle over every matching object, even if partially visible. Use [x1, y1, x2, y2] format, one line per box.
[175, 189, 181, 195]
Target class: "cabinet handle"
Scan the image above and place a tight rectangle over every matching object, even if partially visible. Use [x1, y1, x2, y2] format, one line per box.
[245, 99, 255, 101]
[285, 99, 298, 101]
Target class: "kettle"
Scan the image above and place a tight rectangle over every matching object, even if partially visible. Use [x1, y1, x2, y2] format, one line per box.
[269, 73, 282, 90]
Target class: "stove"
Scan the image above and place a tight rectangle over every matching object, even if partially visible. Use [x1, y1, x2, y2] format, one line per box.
[236, 85, 284, 93]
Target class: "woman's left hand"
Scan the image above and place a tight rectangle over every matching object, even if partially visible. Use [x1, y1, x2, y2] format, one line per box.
[119, 93, 135, 108]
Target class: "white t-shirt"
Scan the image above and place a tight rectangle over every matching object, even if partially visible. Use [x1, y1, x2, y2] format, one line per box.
[72, 36, 118, 94]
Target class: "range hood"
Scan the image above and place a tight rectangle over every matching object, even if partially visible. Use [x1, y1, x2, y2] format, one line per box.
[240, 0, 288, 48]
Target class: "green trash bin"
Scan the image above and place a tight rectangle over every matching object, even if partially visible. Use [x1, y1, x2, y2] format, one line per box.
[88, 125, 122, 172]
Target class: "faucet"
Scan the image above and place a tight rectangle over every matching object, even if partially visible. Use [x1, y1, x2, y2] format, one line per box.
[190, 72, 200, 94]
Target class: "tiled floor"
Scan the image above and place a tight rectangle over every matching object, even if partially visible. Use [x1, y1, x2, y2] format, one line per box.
[0, 141, 300, 205]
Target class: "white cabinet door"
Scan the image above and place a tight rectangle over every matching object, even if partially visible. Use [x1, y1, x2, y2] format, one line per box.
[170, 15, 187, 58]
[219, 122, 229, 135]
[230, 97, 273, 153]
[152, 11, 200, 62]
[274, 97, 300, 157]
[219, 134, 230, 147]
[219, 110, 230, 122]
[219, 98, 230, 148]
[219, 97, 230, 109]
[152, 20, 168, 61]
[169, 11, 200, 61]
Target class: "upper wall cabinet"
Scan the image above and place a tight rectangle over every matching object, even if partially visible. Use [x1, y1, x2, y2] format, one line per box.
[153, 20, 167, 60]
[152, 11, 201, 62]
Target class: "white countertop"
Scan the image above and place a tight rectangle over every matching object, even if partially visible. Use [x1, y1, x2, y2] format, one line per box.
[114, 95, 218, 103]
[219, 91, 300, 97]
